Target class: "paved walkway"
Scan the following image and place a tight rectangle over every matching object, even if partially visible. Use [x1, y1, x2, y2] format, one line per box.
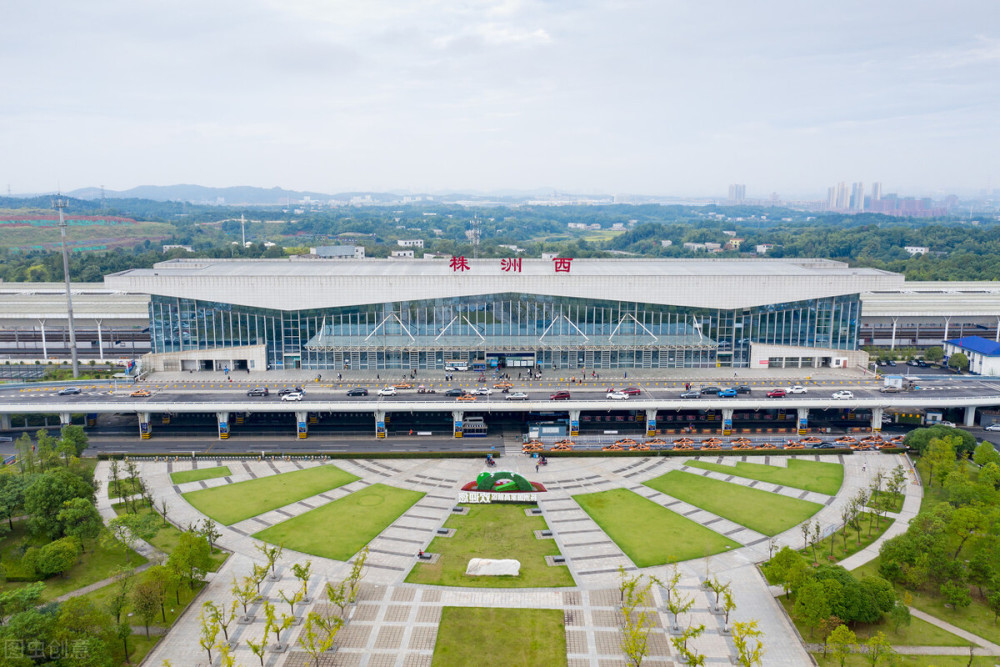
[909, 607, 1000, 654]
[106, 451, 918, 666]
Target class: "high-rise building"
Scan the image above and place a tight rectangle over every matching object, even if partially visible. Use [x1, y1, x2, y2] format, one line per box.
[851, 182, 865, 211]
[827, 187, 837, 209]
[871, 182, 882, 202]
[836, 182, 850, 209]
[728, 184, 746, 203]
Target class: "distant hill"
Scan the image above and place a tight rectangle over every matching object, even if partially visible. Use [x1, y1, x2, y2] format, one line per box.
[68, 184, 337, 205]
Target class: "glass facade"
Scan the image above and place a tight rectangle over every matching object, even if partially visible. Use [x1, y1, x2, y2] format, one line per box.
[149, 292, 861, 370]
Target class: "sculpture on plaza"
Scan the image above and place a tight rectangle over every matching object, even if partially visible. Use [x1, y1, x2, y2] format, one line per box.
[461, 471, 546, 493]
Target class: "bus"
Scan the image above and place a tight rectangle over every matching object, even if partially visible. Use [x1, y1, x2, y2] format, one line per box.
[463, 416, 488, 437]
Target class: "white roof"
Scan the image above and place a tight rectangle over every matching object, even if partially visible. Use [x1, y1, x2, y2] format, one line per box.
[105, 258, 902, 311]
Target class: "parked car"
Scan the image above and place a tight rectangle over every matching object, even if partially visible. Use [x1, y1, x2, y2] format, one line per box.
[377, 387, 397, 397]
[606, 391, 629, 400]
[785, 385, 808, 394]
[58, 387, 81, 395]
[699, 386, 722, 395]
[130, 389, 151, 398]
[906, 360, 920, 367]
[505, 392, 529, 401]
[935, 420, 956, 428]
[917, 359, 929, 368]
[832, 390, 854, 399]
[766, 389, 787, 398]
[734, 385, 752, 394]
[550, 391, 571, 400]
[984, 423, 1000, 432]
[887, 360, 897, 367]
[346, 387, 368, 396]
[717, 388, 738, 398]
[444, 388, 465, 397]
[247, 387, 269, 397]
[280, 392, 303, 402]
[622, 386, 642, 396]
[680, 390, 701, 399]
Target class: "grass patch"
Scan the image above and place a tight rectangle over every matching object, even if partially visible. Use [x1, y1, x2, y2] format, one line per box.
[812, 654, 994, 666]
[574, 488, 739, 566]
[78, 578, 206, 632]
[254, 483, 423, 561]
[406, 504, 575, 588]
[644, 470, 822, 536]
[111, 503, 228, 571]
[182, 464, 359, 525]
[107, 476, 143, 499]
[685, 458, 843, 495]
[802, 511, 895, 564]
[0, 519, 147, 602]
[432, 607, 566, 667]
[170, 466, 231, 485]
[779, 595, 968, 646]
[869, 491, 904, 514]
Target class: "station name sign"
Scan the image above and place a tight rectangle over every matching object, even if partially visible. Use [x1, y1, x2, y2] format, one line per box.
[458, 491, 539, 504]
[450, 256, 572, 273]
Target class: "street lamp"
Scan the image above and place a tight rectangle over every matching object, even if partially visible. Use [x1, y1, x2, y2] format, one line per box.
[54, 198, 79, 378]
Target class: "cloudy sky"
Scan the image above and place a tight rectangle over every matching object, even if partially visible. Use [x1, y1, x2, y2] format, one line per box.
[2, 0, 997, 198]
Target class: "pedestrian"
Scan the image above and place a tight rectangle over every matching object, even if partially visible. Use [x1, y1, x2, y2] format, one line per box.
[624, 371, 627, 380]
[377, 374, 380, 381]
[535, 462, 539, 473]
[734, 371, 738, 378]
[862, 464, 866, 472]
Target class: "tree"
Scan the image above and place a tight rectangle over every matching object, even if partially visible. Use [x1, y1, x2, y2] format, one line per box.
[107, 568, 135, 625]
[132, 579, 162, 638]
[37, 536, 82, 577]
[974, 442, 1000, 468]
[298, 611, 340, 667]
[35, 429, 59, 470]
[52, 597, 116, 667]
[252, 563, 269, 594]
[57, 497, 103, 551]
[618, 569, 660, 667]
[0, 472, 30, 531]
[864, 631, 896, 666]
[15, 432, 37, 474]
[889, 600, 911, 632]
[793, 579, 831, 638]
[204, 599, 237, 644]
[924, 346, 944, 363]
[142, 565, 172, 623]
[941, 580, 972, 609]
[199, 518, 221, 552]
[731, 620, 765, 667]
[157, 497, 170, 527]
[59, 424, 89, 457]
[246, 634, 268, 667]
[923, 437, 958, 488]
[104, 510, 158, 562]
[905, 426, 976, 458]
[109, 460, 122, 501]
[278, 587, 304, 619]
[721, 587, 737, 631]
[292, 560, 313, 601]
[828, 624, 857, 667]
[23, 467, 94, 539]
[346, 545, 369, 603]
[168, 531, 212, 589]
[198, 606, 221, 664]
[0, 581, 45, 625]
[256, 543, 284, 578]
[949, 352, 969, 372]
[670, 623, 705, 666]
[232, 575, 259, 619]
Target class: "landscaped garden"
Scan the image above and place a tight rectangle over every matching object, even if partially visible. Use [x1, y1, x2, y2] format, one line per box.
[574, 487, 739, 566]
[644, 470, 823, 535]
[169, 465, 231, 485]
[812, 655, 995, 666]
[182, 464, 359, 525]
[254, 483, 424, 561]
[684, 458, 844, 495]
[431, 607, 566, 667]
[406, 503, 574, 588]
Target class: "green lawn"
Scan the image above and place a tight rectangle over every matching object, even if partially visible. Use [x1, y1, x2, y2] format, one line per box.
[813, 654, 995, 667]
[254, 483, 423, 561]
[107, 476, 143, 499]
[111, 503, 228, 571]
[779, 595, 968, 646]
[432, 607, 566, 667]
[685, 458, 844, 495]
[644, 470, 822, 536]
[0, 519, 147, 602]
[802, 511, 894, 564]
[170, 466, 231, 485]
[573, 488, 739, 566]
[182, 464, 359, 525]
[406, 503, 575, 588]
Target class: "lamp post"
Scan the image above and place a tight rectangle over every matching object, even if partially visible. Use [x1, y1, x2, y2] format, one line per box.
[54, 198, 79, 378]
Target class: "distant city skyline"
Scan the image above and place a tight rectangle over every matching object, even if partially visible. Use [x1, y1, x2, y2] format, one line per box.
[1, 1, 997, 197]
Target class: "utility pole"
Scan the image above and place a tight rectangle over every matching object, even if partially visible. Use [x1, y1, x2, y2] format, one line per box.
[240, 213, 246, 247]
[54, 198, 79, 378]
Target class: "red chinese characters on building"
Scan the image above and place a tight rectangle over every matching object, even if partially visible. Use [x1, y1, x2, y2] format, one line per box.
[500, 257, 522, 273]
[450, 255, 470, 272]
[553, 257, 574, 273]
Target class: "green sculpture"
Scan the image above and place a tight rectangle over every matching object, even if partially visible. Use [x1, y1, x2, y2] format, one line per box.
[475, 471, 534, 492]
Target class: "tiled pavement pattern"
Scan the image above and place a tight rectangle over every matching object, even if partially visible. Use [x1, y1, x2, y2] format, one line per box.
[114, 450, 918, 666]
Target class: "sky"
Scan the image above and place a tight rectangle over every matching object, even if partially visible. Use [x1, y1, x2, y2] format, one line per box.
[1, 0, 998, 198]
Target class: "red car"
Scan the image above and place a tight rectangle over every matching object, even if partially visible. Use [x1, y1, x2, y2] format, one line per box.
[550, 391, 571, 400]
[622, 387, 641, 396]
[766, 389, 787, 398]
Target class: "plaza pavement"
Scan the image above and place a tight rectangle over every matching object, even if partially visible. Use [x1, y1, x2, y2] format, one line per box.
[97, 450, 919, 666]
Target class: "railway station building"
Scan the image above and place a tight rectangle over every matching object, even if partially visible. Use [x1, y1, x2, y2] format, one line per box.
[104, 257, 902, 372]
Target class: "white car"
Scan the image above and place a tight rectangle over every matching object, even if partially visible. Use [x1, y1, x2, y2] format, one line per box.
[445, 364, 468, 372]
[984, 423, 1000, 432]
[785, 385, 808, 394]
[280, 392, 303, 402]
[505, 392, 529, 401]
[473, 387, 494, 395]
[377, 387, 397, 397]
[606, 391, 629, 400]
[832, 390, 854, 400]
[936, 420, 956, 428]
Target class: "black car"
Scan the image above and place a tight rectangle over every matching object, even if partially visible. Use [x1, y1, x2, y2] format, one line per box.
[246, 387, 269, 397]
[278, 387, 303, 396]
[917, 359, 929, 368]
[734, 384, 752, 394]
[444, 388, 466, 397]
[346, 387, 368, 396]
[887, 360, 897, 367]
[699, 386, 722, 395]
[680, 390, 701, 399]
